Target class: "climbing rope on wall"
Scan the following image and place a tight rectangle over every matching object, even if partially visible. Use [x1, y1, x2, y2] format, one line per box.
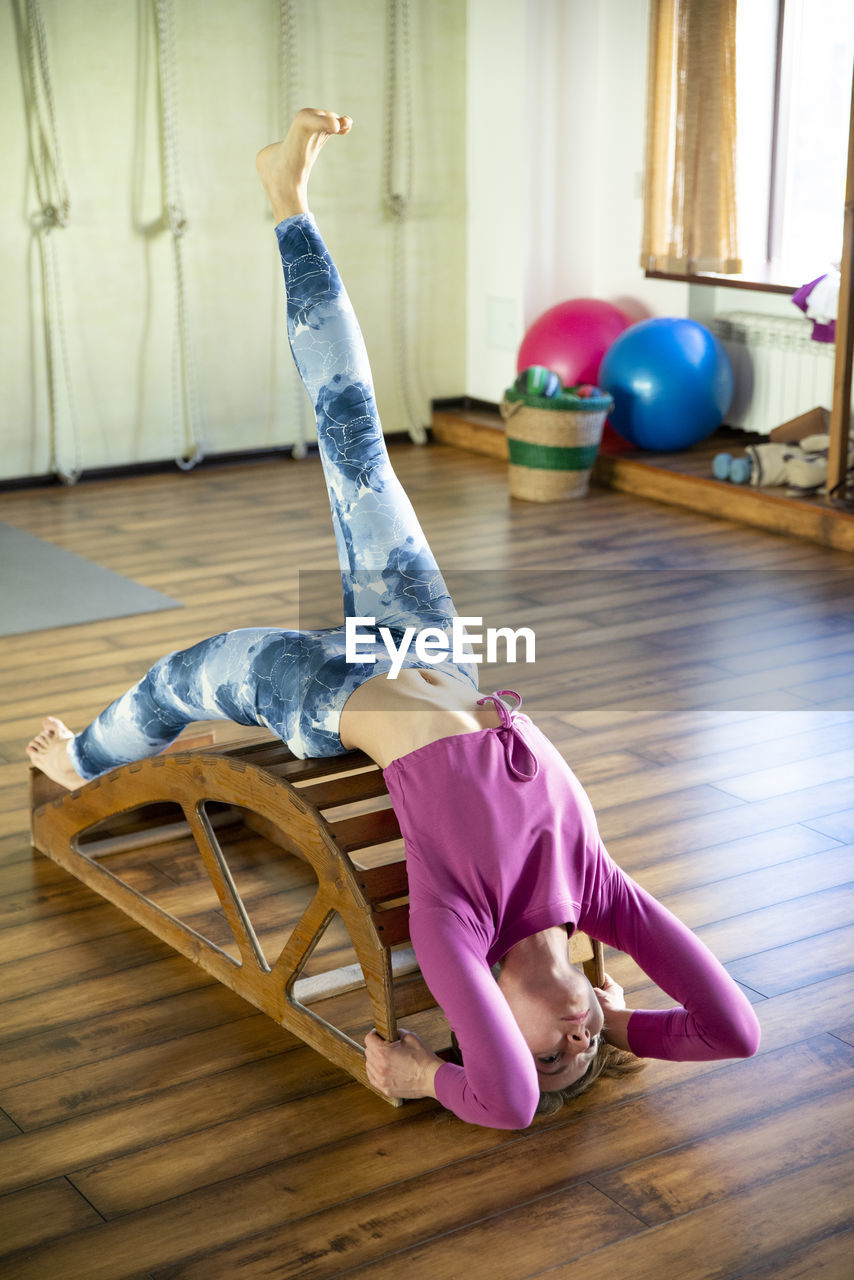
[13, 0, 80, 483]
[152, 0, 204, 470]
[276, 0, 313, 459]
[383, 0, 427, 444]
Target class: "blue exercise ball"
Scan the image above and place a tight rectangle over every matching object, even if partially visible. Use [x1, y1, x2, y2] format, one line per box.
[599, 317, 734, 451]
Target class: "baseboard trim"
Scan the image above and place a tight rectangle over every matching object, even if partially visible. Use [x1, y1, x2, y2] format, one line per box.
[432, 396, 501, 416]
[0, 431, 420, 492]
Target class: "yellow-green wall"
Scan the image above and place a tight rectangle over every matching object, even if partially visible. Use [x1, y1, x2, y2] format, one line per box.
[1, 0, 467, 480]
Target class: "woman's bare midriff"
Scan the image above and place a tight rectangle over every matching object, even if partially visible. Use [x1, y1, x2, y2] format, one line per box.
[339, 667, 502, 769]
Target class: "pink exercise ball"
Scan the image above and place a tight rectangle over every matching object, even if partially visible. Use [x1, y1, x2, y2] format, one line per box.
[517, 299, 633, 387]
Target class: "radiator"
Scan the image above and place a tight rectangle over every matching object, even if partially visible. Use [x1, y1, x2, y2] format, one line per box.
[713, 310, 836, 436]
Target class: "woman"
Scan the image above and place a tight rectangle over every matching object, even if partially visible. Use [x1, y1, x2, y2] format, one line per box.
[27, 110, 760, 1130]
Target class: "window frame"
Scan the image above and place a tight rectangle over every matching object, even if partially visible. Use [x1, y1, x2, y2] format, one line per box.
[645, 0, 847, 295]
[644, 265, 799, 294]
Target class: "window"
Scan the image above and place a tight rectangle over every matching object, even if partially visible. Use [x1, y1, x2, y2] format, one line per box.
[736, 0, 853, 282]
[648, 0, 854, 291]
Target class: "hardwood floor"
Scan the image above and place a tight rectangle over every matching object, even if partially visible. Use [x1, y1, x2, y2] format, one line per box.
[1, 442, 852, 1279]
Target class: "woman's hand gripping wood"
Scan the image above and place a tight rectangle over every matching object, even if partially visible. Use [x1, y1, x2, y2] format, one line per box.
[364, 1028, 443, 1100]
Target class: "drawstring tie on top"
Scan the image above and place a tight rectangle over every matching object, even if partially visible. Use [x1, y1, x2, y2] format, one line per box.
[477, 689, 539, 781]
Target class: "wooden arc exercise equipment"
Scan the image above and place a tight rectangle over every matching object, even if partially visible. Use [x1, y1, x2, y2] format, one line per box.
[30, 735, 605, 1106]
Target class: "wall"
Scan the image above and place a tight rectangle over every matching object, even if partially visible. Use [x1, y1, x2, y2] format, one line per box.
[5, 0, 823, 479]
[464, 0, 808, 406]
[1, 0, 467, 480]
[465, 0, 689, 404]
[465, 0, 527, 405]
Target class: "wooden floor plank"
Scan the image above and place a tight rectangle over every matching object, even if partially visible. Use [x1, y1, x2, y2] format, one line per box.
[712, 747, 854, 802]
[0, 1012, 311, 1130]
[0, 927, 178, 1003]
[0, 1053, 359, 1196]
[748, 974, 851, 1054]
[591, 1057, 854, 1225]
[612, 825, 843, 897]
[713, 624, 854, 674]
[656, 844, 854, 926]
[0, 1178, 104, 1254]
[0, 955, 217, 1046]
[0, 984, 257, 1090]
[639, 718, 854, 778]
[728, 1228, 854, 1280]
[636, 708, 854, 765]
[693, 884, 854, 961]
[70, 1082, 431, 1218]
[0, 1109, 20, 1140]
[163, 1183, 643, 1280]
[527, 1149, 854, 1280]
[318, 1149, 854, 1280]
[726, 924, 854, 996]
[802, 806, 854, 844]
[576, 728, 854, 812]
[598, 777, 854, 866]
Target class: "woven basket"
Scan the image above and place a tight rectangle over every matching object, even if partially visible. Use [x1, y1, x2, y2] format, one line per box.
[500, 387, 614, 501]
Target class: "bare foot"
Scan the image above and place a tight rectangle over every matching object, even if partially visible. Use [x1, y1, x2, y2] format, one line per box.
[26, 717, 84, 790]
[256, 107, 353, 223]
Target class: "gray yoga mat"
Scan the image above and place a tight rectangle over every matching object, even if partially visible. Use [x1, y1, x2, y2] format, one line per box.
[0, 522, 181, 637]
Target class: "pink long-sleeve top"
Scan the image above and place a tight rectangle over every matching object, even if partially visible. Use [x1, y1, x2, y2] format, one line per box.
[382, 691, 761, 1129]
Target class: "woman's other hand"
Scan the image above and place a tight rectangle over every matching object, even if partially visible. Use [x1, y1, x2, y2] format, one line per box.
[593, 973, 632, 1050]
[593, 972, 626, 1014]
[364, 1028, 442, 1100]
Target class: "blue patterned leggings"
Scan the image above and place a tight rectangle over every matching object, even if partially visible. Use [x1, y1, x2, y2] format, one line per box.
[69, 214, 477, 781]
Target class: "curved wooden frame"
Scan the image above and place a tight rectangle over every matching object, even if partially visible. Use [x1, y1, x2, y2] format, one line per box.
[30, 736, 605, 1106]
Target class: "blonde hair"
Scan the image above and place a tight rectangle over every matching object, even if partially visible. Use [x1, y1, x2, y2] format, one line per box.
[447, 1030, 645, 1120]
[535, 1038, 645, 1116]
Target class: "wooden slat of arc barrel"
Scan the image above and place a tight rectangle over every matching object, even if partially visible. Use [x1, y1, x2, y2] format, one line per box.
[355, 861, 410, 905]
[370, 902, 411, 946]
[327, 808, 402, 853]
[252, 754, 371, 783]
[393, 971, 439, 1018]
[216, 738, 373, 783]
[299, 768, 389, 810]
[207, 737, 289, 766]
